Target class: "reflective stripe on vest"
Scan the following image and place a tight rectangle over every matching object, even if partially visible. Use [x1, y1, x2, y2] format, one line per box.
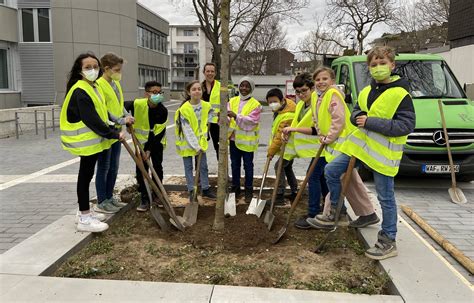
[59, 80, 110, 156]
[209, 80, 221, 123]
[283, 99, 319, 159]
[229, 96, 261, 152]
[340, 85, 409, 177]
[174, 101, 211, 157]
[133, 98, 151, 146]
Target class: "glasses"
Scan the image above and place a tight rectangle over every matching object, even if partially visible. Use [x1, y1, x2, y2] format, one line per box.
[295, 87, 310, 95]
[146, 91, 163, 95]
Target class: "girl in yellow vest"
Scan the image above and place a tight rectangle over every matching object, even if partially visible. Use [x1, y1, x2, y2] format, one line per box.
[175, 80, 216, 201]
[227, 77, 262, 202]
[95, 53, 134, 214]
[60, 52, 125, 233]
[266, 88, 297, 206]
[324, 46, 415, 260]
[299, 67, 379, 230]
[282, 72, 328, 229]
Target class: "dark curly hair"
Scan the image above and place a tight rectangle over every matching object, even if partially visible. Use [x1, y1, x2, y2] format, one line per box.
[66, 52, 103, 93]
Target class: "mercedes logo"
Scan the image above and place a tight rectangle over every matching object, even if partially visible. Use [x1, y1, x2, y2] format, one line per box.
[432, 130, 446, 146]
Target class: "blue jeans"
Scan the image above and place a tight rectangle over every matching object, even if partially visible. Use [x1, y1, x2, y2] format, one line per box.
[229, 140, 254, 189]
[325, 153, 398, 240]
[183, 153, 210, 192]
[307, 157, 328, 217]
[95, 141, 121, 203]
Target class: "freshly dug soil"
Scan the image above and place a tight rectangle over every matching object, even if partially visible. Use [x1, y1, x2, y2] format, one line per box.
[55, 187, 390, 294]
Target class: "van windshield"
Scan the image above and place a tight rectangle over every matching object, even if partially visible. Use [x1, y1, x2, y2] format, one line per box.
[353, 60, 466, 99]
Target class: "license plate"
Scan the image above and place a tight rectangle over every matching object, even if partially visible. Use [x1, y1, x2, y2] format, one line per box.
[422, 164, 460, 173]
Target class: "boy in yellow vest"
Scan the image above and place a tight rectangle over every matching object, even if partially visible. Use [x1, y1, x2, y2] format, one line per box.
[323, 46, 415, 260]
[125, 81, 168, 212]
[266, 88, 297, 205]
[228, 77, 262, 202]
[282, 72, 328, 229]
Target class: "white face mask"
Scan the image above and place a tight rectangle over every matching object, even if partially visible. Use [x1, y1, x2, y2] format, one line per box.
[269, 102, 281, 112]
[82, 68, 99, 82]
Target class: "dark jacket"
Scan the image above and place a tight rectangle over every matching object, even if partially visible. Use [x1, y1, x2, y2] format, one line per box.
[351, 76, 416, 137]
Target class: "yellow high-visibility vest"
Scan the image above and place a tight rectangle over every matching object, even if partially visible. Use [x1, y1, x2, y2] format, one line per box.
[174, 100, 210, 157]
[96, 77, 125, 146]
[208, 80, 221, 123]
[284, 93, 320, 160]
[313, 87, 356, 163]
[268, 111, 295, 156]
[133, 98, 168, 148]
[60, 80, 112, 156]
[228, 96, 261, 152]
[340, 85, 409, 176]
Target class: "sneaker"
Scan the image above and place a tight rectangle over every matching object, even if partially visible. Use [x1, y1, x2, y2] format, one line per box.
[75, 208, 106, 224]
[294, 215, 312, 229]
[306, 216, 334, 230]
[365, 231, 398, 260]
[314, 207, 348, 227]
[231, 186, 241, 197]
[94, 199, 120, 214]
[202, 188, 216, 199]
[77, 215, 109, 233]
[244, 188, 253, 203]
[349, 213, 380, 228]
[109, 197, 127, 208]
[136, 201, 150, 212]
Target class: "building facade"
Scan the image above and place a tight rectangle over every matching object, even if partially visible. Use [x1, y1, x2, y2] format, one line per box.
[169, 25, 212, 92]
[0, 0, 169, 109]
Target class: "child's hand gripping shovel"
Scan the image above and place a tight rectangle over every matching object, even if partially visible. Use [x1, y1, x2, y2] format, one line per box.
[224, 155, 236, 217]
[314, 156, 356, 253]
[178, 151, 203, 227]
[246, 156, 271, 217]
[264, 142, 286, 230]
[273, 144, 325, 244]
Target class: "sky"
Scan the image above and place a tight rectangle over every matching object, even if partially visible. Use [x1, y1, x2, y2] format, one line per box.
[138, 0, 391, 53]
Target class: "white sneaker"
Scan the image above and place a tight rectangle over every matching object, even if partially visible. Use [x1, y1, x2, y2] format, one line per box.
[75, 208, 107, 224]
[76, 216, 109, 233]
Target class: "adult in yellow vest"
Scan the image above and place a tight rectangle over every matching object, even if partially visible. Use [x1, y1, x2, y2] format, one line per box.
[201, 62, 221, 160]
[60, 52, 125, 233]
[296, 67, 379, 230]
[124, 81, 169, 212]
[266, 88, 297, 205]
[324, 46, 415, 260]
[228, 77, 262, 202]
[95, 52, 134, 214]
[175, 80, 216, 200]
[282, 72, 328, 229]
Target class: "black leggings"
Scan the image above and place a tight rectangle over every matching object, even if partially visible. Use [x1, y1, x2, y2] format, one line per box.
[209, 122, 220, 160]
[77, 153, 99, 211]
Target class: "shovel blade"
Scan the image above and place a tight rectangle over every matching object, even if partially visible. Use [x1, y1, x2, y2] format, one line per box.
[169, 216, 187, 230]
[183, 202, 199, 226]
[254, 199, 267, 218]
[272, 225, 287, 244]
[265, 212, 275, 231]
[225, 193, 236, 217]
[449, 187, 467, 204]
[150, 205, 170, 231]
[246, 198, 259, 215]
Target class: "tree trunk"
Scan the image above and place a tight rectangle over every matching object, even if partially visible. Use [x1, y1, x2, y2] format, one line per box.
[213, 44, 222, 80]
[213, 0, 230, 231]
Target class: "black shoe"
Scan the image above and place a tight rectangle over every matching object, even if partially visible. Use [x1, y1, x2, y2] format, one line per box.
[230, 186, 241, 197]
[284, 192, 297, 201]
[244, 188, 253, 203]
[294, 215, 312, 229]
[202, 188, 216, 199]
[349, 213, 380, 228]
[274, 194, 288, 207]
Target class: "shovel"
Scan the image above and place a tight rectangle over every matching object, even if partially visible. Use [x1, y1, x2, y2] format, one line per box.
[178, 152, 203, 227]
[314, 156, 356, 253]
[264, 143, 286, 230]
[224, 156, 236, 217]
[144, 174, 170, 231]
[273, 144, 325, 244]
[438, 100, 467, 204]
[246, 156, 271, 217]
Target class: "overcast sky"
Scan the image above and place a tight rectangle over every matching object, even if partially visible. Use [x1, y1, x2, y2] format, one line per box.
[138, 0, 390, 53]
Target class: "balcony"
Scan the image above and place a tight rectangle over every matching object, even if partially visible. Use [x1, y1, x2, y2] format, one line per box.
[171, 62, 199, 68]
[171, 48, 199, 55]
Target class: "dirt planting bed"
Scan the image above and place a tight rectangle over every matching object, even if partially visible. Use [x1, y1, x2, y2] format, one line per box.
[54, 187, 389, 294]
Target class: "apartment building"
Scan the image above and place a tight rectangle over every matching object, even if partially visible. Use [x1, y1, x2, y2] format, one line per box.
[0, 0, 170, 109]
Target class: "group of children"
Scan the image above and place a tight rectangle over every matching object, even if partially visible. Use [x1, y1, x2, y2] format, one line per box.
[60, 46, 414, 260]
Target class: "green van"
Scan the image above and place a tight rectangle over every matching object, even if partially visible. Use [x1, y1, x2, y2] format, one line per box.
[331, 54, 474, 181]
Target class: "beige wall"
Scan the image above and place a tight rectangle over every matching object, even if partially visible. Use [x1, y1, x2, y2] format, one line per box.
[51, 0, 139, 103]
[0, 5, 18, 42]
[434, 45, 474, 90]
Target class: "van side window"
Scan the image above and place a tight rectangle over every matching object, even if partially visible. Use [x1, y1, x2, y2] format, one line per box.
[339, 64, 351, 98]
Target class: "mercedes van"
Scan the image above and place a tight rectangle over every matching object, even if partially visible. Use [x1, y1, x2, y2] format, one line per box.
[331, 54, 474, 181]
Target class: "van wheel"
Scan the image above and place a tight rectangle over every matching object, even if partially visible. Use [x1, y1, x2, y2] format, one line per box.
[458, 174, 474, 182]
[357, 165, 373, 181]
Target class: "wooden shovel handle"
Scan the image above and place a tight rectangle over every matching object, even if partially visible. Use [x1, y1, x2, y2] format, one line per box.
[438, 100, 457, 188]
[269, 142, 286, 212]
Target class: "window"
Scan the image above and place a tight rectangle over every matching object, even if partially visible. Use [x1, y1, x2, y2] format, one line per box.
[0, 49, 8, 89]
[183, 43, 195, 54]
[136, 24, 168, 53]
[138, 65, 168, 88]
[183, 30, 194, 36]
[338, 64, 351, 97]
[20, 8, 51, 42]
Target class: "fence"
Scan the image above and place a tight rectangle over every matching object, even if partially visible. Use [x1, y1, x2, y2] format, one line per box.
[0, 105, 60, 139]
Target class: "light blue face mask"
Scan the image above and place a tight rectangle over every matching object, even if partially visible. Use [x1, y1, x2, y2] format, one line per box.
[150, 93, 164, 104]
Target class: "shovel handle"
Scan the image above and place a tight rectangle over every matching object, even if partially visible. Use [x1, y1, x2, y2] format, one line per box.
[438, 100, 457, 188]
[257, 156, 272, 201]
[269, 142, 286, 212]
[193, 152, 203, 202]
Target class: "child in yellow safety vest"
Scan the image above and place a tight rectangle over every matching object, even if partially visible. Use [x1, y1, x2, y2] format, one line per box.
[266, 88, 297, 206]
[300, 67, 379, 230]
[175, 80, 217, 201]
[227, 77, 262, 202]
[324, 46, 416, 260]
